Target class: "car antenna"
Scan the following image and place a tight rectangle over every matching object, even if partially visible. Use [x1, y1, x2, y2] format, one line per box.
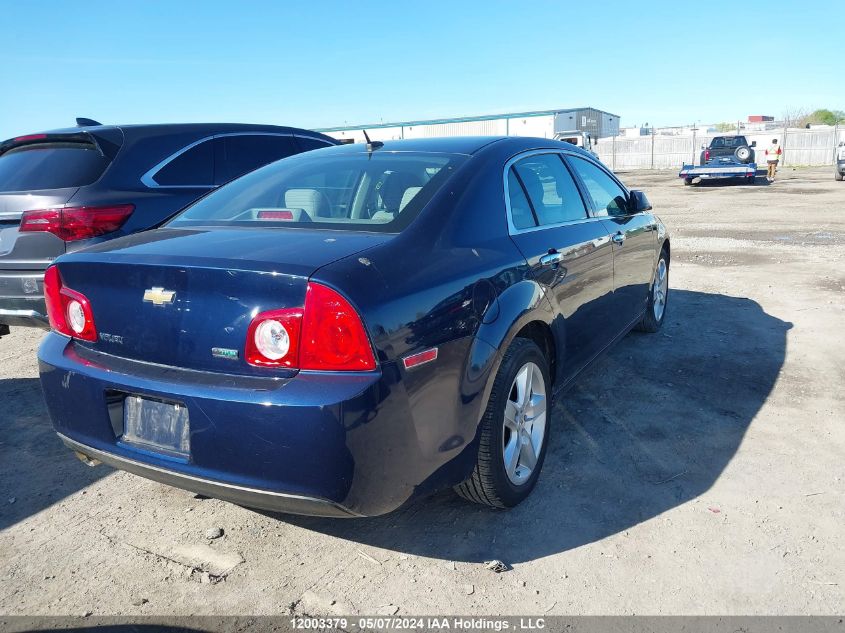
[362, 129, 383, 153]
[76, 117, 102, 127]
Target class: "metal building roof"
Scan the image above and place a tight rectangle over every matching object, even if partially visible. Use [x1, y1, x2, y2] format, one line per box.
[316, 107, 620, 132]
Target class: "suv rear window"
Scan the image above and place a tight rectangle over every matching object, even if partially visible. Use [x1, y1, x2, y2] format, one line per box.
[0, 142, 111, 192]
[168, 150, 466, 233]
[711, 136, 748, 148]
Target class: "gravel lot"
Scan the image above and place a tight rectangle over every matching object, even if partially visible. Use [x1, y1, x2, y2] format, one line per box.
[1, 166, 843, 616]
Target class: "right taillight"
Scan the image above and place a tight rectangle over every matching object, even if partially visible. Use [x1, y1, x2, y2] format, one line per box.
[20, 204, 134, 241]
[704, 149, 710, 162]
[245, 282, 376, 371]
[43, 266, 97, 341]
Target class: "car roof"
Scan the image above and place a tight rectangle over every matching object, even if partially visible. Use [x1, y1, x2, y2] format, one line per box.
[23, 122, 335, 142]
[310, 136, 593, 157]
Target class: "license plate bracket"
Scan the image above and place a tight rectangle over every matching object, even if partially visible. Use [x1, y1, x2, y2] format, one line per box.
[122, 395, 190, 458]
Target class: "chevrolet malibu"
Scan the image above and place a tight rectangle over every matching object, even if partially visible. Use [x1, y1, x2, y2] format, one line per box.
[38, 136, 670, 517]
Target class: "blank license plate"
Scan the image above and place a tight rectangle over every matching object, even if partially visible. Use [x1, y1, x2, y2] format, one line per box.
[123, 395, 190, 457]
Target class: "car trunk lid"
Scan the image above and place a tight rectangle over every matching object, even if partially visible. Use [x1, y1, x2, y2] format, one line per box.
[55, 227, 389, 374]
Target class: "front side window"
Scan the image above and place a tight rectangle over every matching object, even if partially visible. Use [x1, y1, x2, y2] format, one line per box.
[153, 139, 214, 186]
[168, 150, 465, 233]
[567, 156, 629, 217]
[510, 154, 587, 226]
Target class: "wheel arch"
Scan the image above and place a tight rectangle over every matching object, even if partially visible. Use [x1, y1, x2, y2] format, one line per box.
[464, 280, 565, 424]
[661, 236, 671, 261]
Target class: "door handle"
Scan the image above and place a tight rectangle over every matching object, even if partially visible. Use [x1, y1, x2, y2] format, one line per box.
[611, 232, 626, 245]
[539, 252, 563, 266]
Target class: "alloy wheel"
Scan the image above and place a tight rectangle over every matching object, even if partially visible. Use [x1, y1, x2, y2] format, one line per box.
[502, 361, 547, 485]
[653, 258, 668, 321]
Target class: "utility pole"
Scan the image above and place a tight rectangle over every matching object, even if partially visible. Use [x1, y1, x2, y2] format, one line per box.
[782, 124, 788, 167]
[612, 134, 616, 171]
[691, 123, 698, 165]
[650, 128, 656, 169]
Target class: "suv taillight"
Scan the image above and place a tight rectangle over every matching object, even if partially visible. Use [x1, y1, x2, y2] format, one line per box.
[43, 266, 97, 341]
[20, 204, 134, 241]
[704, 149, 710, 162]
[245, 282, 376, 371]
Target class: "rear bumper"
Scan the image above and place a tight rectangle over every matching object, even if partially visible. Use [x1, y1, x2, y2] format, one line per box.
[0, 270, 49, 327]
[38, 333, 484, 517]
[58, 432, 360, 517]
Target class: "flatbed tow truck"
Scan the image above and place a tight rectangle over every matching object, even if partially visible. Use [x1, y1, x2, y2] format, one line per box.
[679, 135, 757, 186]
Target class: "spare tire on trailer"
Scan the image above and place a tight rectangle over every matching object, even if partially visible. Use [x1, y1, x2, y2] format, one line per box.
[735, 146, 753, 163]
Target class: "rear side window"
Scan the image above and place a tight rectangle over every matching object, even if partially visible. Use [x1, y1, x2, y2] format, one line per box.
[507, 169, 536, 230]
[0, 143, 110, 192]
[511, 154, 587, 226]
[152, 139, 214, 186]
[213, 135, 300, 185]
[295, 136, 335, 152]
[567, 156, 629, 217]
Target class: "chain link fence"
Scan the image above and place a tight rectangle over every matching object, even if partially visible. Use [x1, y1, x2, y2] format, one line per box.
[594, 126, 845, 170]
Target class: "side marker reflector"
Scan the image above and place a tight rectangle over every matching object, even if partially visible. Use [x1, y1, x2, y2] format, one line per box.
[403, 348, 438, 370]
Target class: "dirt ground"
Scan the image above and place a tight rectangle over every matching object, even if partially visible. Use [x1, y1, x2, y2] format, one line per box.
[1, 166, 843, 617]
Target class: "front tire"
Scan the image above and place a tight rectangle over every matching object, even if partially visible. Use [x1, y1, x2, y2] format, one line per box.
[636, 249, 669, 333]
[455, 338, 551, 508]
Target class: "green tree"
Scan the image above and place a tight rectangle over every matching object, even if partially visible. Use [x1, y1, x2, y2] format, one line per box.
[714, 122, 737, 132]
[800, 109, 845, 126]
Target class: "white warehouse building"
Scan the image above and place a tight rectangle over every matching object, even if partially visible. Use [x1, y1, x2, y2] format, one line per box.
[316, 107, 620, 143]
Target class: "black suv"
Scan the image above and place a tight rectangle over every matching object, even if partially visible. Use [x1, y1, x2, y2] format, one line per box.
[0, 120, 337, 335]
[700, 135, 756, 165]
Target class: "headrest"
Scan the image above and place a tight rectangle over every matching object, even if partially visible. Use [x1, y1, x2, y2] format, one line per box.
[284, 188, 330, 217]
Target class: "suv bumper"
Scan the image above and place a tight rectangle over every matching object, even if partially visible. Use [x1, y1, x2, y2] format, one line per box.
[0, 270, 49, 328]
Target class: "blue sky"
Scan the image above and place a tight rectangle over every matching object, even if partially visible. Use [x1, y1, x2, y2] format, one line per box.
[0, 1, 840, 139]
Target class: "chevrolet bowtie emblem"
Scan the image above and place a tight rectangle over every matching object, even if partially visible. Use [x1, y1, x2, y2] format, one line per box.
[143, 287, 176, 306]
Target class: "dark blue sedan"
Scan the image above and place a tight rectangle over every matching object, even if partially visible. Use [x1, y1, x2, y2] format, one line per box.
[38, 136, 670, 517]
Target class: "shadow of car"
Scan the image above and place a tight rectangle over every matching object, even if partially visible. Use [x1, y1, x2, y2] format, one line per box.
[273, 289, 790, 563]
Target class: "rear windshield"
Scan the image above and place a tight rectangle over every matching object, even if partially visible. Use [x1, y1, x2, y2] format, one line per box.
[710, 136, 748, 148]
[0, 142, 111, 192]
[168, 150, 467, 232]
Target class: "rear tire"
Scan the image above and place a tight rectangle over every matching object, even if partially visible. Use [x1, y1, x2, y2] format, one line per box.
[455, 338, 551, 508]
[684, 178, 693, 186]
[636, 249, 669, 333]
[836, 171, 844, 182]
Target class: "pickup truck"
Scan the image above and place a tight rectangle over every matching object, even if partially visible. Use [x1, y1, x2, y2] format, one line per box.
[554, 130, 598, 158]
[679, 135, 757, 186]
[836, 141, 845, 181]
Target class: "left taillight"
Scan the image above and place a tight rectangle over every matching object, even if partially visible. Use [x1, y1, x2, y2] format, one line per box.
[44, 266, 97, 341]
[245, 282, 376, 371]
[20, 204, 134, 241]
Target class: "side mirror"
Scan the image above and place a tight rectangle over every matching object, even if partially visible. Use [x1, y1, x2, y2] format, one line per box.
[700, 144, 706, 150]
[629, 190, 652, 213]
[751, 141, 757, 147]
